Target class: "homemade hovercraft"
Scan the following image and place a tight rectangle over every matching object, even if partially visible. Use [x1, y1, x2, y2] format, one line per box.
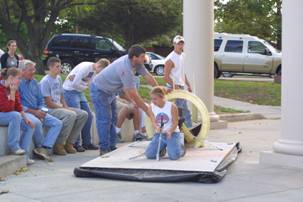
[74, 90, 241, 183]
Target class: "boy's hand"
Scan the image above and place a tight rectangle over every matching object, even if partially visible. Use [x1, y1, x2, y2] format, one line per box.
[165, 129, 173, 139]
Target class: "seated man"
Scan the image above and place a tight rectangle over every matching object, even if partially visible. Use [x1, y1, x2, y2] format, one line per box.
[145, 87, 185, 160]
[40, 57, 88, 155]
[19, 60, 63, 162]
[116, 75, 146, 141]
[116, 94, 146, 141]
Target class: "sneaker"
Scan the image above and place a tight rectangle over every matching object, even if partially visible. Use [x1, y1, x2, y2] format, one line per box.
[99, 150, 109, 156]
[12, 149, 25, 155]
[110, 146, 117, 151]
[83, 144, 98, 150]
[64, 143, 77, 154]
[116, 132, 124, 143]
[133, 133, 147, 141]
[75, 145, 86, 152]
[27, 158, 35, 165]
[33, 147, 52, 161]
[53, 144, 67, 156]
[181, 144, 186, 157]
[160, 148, 166, 157]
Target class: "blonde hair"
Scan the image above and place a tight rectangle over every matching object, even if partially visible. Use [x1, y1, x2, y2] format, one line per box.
[96, 58, 110, 68]
[150, 86, 166, 98]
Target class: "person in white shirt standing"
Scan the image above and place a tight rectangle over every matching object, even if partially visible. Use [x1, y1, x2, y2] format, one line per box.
[63, 58, 110, 152]
[164, 35, 192, 128]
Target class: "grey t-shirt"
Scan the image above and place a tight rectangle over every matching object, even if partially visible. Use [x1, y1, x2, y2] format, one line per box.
[92, 55, 148, 95]
[40, 75, 63, 105]
[6, 56, 18, 68]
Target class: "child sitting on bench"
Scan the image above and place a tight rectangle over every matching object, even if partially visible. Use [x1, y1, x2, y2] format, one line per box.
[145, 87, 185, 160]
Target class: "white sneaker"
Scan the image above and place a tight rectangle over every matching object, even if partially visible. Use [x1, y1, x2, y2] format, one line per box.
[27, 158, 35, 165]
[13, 149, 25, 155]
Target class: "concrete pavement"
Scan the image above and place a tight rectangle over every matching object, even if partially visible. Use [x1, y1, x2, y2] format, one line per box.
[1, 119, 303, 202]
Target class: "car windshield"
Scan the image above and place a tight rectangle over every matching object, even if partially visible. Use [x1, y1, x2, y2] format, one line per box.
[147, 52, 165, 60]
[262, 40, 281, 53]
[112, 39, 125, 52]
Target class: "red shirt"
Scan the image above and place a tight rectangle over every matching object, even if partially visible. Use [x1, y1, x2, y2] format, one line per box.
[0, 84, 23, 112]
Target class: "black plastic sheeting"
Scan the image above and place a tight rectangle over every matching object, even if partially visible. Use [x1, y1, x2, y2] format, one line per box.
[74, 142, 241, 183]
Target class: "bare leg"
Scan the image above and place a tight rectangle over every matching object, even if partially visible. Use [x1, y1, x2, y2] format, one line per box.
[117, 106, 130, 128]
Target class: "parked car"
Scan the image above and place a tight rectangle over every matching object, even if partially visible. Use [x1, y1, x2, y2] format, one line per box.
[42, 33, 127, 74]
[146, 51, 165, 76]
[214, 33, 281, 78]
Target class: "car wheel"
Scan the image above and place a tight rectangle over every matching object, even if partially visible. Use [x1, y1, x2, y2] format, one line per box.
[61, 61, 73, 74]
[154, 65, 164, 76]
[214, 64, 221, 79]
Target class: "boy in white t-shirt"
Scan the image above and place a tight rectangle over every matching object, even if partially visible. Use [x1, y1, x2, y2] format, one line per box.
[63, 58, 110, 152]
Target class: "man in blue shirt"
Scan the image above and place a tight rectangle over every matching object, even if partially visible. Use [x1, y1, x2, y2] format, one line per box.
[19, 60, 63, 162]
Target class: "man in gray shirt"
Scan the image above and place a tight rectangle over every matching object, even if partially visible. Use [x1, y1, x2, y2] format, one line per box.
[91, 45, 159, 155]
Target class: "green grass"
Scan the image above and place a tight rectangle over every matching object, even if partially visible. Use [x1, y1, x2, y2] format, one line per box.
[35, 74, 281, 106]
[214, 80, 281, 106]
[214, 105, 249, 114]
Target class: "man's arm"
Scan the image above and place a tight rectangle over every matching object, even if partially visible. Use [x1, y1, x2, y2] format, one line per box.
[44, 96, 63, 109]
[143, 72, 158, 87]
[185, 74, 192, 92]
[164, 59, 175, 88]
[60, 95, 69, 108]
[166, 103, 179, 139]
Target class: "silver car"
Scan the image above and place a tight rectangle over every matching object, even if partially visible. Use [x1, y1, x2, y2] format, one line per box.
[214, 33, 281, 78]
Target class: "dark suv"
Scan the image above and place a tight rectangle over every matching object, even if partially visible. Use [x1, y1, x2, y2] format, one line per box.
[42, 33, 127, 74]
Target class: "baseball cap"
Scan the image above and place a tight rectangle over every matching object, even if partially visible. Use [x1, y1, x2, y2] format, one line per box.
[173, 35, 185, 44]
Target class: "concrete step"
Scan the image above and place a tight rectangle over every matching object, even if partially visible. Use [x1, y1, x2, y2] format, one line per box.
[0, 155, 26, 178]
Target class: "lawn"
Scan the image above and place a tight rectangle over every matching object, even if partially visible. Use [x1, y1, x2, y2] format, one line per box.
[141, 76, 281, 106]
[214, 79, 281, 106]
[35, 75, 281, 107]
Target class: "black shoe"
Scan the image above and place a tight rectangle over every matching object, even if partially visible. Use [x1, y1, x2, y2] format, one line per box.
[83, 144, 99, 150]
[133, 133, 147, 141]
[110, 146, 117, 151]
[99, 149, 110, 156]
[75, 145, 85, 152]
[160, 148, 166, 157]
[181, 144, 186, 157]
[116, 132, 124, 143]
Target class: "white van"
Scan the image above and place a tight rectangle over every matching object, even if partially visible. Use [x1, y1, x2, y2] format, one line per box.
[214, 33, 281, 78]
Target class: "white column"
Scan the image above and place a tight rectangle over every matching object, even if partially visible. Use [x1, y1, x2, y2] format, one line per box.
[273, 0, 303, 155]
[260, 0, 303, 168]
[183, 0, 220, 122]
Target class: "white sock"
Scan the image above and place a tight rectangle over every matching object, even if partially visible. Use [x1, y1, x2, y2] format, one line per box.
[134, 130, 139, 135]
[116, 127, 121, 133]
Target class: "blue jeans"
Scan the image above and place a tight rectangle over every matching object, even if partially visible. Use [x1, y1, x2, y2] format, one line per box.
[64, 90, 93, 147]
[26, 113, 62, 149]
[0, 112, 34, 155]
[166, 84, 192, 128]
[145, 132, 183, 160]
[90, 83, 117, 151]
[176, 99, 192, 128]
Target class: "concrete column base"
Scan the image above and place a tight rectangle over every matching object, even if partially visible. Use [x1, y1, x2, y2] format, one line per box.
[209, 112, 227, 130]
[260, 151, 303, 169]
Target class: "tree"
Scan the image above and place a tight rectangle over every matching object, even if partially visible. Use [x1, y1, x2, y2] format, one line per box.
[77, 0, 182, 48]
[0, 0, 96, 73]
[215, 0, 282, 49]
